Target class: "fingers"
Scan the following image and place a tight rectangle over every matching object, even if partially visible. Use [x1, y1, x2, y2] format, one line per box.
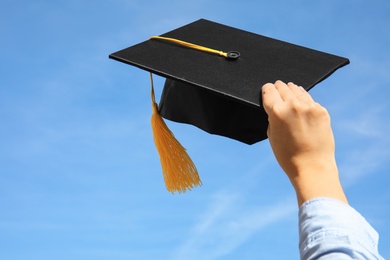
[261, 82, 282, 114]
[274, 80, 295, 101]
[287, 82, 314, 104]
[261, 80, 299, 107]
[262, 80, 317, 115]
[261, 80, 297, 113]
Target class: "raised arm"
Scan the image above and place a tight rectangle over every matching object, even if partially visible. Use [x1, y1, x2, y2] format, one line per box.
[261, 81, 383, 259]
[261, 80, 347, 206]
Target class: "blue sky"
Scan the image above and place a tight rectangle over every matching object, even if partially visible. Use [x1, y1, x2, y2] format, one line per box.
[1, 0, 389, 259]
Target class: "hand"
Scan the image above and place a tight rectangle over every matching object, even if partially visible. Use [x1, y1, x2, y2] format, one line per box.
[261, 81, 347, 206]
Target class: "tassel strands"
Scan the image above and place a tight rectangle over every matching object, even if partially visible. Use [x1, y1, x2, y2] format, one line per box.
[150, 73, 202, 193]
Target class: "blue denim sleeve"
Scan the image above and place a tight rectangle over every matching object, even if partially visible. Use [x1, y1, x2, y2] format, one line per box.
[299, 197, 384, 259]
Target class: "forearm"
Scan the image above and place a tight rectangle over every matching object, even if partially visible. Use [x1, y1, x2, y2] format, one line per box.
[287, 157, 348, 207]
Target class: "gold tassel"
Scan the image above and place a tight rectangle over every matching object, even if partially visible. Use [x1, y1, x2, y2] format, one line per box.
[150, 73, 202, 193]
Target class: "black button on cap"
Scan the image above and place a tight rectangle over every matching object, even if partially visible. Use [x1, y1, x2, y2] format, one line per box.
[227, 51, 240, 59]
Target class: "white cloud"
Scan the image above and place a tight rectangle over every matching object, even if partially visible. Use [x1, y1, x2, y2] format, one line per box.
[338, 104, 389, 139]
[338, 142, 390, 187]
[172, 190, 295, 260]
[335, 104, 390, 186]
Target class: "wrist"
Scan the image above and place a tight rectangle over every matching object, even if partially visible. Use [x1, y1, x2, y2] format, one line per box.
[287, 158, 348, 207]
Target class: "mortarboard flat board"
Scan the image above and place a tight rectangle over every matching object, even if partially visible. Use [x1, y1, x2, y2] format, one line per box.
[109, 18, 349, 145]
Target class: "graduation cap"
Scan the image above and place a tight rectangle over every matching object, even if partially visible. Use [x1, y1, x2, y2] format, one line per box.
[109, 19, 349, 193]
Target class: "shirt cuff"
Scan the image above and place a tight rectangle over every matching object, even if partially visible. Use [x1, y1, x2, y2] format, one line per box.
[299, 197, 381, 259]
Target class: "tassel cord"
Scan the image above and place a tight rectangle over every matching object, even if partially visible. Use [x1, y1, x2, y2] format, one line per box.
[149, 36, 228, 58]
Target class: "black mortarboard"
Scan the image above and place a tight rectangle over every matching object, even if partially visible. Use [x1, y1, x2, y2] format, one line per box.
[109, 19, 349, 192]
[110, 18, 349, 144]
